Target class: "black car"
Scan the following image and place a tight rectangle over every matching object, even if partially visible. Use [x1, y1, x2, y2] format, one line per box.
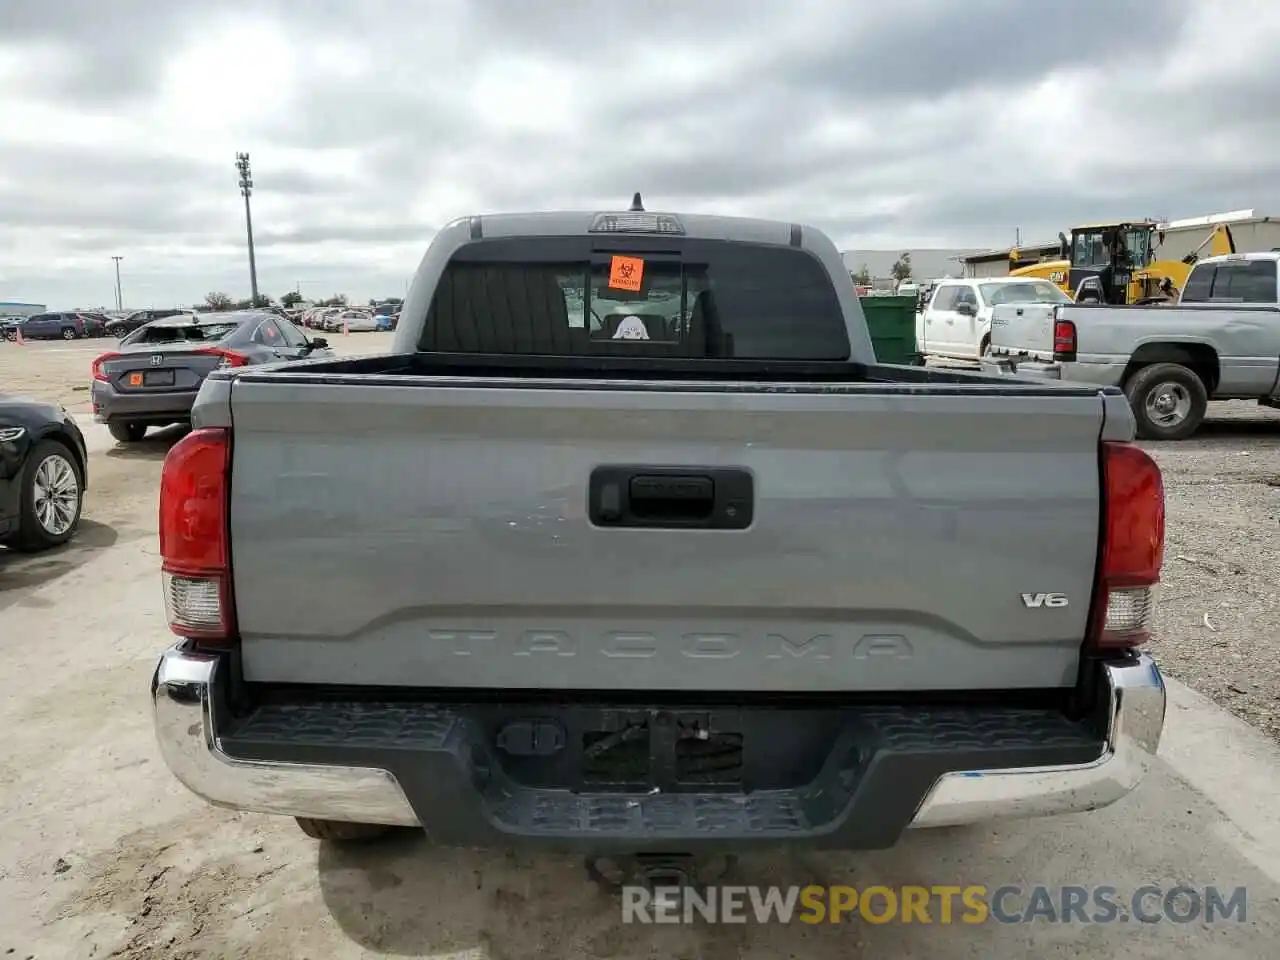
[104, 309, 191, 338]
[0, 395, 88, 552]
[76, 312, 112, 337]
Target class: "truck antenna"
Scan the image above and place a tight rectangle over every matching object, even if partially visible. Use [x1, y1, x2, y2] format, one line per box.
[629, 192, 644, 212]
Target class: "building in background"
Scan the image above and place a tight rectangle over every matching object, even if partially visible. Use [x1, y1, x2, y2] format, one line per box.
[840, 249, 978, 287]
[0, 301, 46, 317]
[954, 241, 1063, 279]
[1152, 211, 1280, 260]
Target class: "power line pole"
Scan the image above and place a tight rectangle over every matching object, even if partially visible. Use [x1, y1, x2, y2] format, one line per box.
[111, 256, 124, 311]
[235, 152, 260, 306]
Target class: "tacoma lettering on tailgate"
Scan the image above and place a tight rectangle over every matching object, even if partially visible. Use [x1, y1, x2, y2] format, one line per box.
[428, 629, 913, 661]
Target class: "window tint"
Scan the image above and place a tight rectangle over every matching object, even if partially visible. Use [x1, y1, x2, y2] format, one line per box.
[251, 319, 284, 344]
[1072, 231, 1107, 268]
[1212, 261, 1276, 302]
[980, 281, 1071, 305]
[931, 286, 958, 310]
[277, 320, 308, 347]
[1121, 227, 1150, 268]
[1181, 261, 1278, 303]
[1181, 265, 1213, 302]
[418, 240, 850, 360]
[953, 286, 979, 307]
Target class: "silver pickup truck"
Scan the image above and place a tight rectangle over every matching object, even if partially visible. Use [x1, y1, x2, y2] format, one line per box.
[984, 251, 1280, 440]
[150, 204, 1167, 876]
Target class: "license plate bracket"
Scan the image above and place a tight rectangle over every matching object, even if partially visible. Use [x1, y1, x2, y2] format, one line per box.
[143, 369, 175, 387]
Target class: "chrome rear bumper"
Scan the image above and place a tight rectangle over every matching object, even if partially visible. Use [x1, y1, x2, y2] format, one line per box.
[150, 646, 418, 826]
[910, 653, 1165, 827]
[152, 645, 1164, 836]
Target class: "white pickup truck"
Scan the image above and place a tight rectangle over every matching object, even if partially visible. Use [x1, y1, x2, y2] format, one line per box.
[983, 251, 1280, 440]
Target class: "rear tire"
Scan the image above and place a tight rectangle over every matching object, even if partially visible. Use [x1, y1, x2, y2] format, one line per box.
[295, 818, 392, 842]
[1124, 362, 1208, 441]
[108, 422, 147, 443]
[61, 327, 76, 340]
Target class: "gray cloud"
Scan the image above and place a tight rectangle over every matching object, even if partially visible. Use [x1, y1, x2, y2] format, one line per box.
[773, 0, 1195, 103]
[255, 223, 433, 245]
[4, 0, 210, 103]
[2, 0, 1279, 308]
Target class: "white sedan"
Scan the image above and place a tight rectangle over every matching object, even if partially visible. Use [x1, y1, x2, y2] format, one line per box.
[916, 277, 1071, 361]
[326, 310, 377, 332]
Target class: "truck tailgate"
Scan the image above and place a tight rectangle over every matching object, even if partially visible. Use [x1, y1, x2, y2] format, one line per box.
[227, 377, 1106, 692]
[989, 303, 1059, 360]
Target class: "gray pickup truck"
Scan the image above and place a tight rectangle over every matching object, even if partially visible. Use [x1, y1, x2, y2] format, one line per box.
[151, 203, 1167, 880]
[985, 251, 1280, 440]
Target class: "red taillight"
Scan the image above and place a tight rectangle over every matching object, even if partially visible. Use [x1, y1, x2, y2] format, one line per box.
[196, 347, 249, 368]
[92, 352, 121, 382]
[1088, 442, 1165, 649]
[1052, 318, 1076, 361]
[159, 427, 235, 642]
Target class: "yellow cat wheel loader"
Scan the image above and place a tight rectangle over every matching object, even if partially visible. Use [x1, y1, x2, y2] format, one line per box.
[1008, 221, 1236, 304]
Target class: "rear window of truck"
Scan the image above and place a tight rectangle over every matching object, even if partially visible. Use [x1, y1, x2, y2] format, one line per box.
[1182, 260, 1278, 303]
[417, 239, 850, 360]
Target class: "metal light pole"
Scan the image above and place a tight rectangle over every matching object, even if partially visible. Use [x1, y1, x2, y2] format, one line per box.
[111, 256, 123, 311]
[235, 152, 260, 306]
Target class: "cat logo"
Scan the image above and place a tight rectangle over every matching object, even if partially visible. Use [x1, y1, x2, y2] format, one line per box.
[1049, 271, 1066, 284]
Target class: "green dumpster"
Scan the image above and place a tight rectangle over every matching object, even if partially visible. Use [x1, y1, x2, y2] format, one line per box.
[859, 295, 922, 365]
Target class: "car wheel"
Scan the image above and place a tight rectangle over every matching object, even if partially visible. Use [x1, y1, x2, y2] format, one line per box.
[295, 818, 393, 842]
[14, 440, 84, 552]
[60, 327, 77, 340]
[1125, 362, 1208, 441]
[108, 422, 148, 443]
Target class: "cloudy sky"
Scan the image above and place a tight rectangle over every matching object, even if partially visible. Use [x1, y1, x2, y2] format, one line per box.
[1, 0, 1278, 310]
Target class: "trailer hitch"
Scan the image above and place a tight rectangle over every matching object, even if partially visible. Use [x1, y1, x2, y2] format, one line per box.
[584, 853, 736, 893]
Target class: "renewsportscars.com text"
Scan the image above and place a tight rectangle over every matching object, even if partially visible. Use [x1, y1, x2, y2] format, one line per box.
[622, 885, 1248, 925]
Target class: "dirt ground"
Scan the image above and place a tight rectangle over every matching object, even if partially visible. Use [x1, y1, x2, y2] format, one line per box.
[3, 334, 1280, 957]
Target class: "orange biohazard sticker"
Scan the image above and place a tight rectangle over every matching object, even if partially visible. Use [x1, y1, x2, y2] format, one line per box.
[608, 255, 645, 292]
[128, 372, 143, 386]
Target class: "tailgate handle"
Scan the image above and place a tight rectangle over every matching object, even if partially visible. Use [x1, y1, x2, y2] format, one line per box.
[589, 467, 753, 530]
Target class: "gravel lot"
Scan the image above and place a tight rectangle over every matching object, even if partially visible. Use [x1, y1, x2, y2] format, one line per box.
[3, 334, 1280, 957]
[1148, 402, 1280, 739]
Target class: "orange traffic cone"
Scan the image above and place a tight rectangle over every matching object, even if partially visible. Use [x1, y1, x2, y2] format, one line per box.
[15, 325, 23, 345]
[343, 319, 349, 337]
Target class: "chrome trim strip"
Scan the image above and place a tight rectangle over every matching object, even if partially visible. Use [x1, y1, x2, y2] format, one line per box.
[151, 644, 420, 827]
[910, 653, 1165, 828]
